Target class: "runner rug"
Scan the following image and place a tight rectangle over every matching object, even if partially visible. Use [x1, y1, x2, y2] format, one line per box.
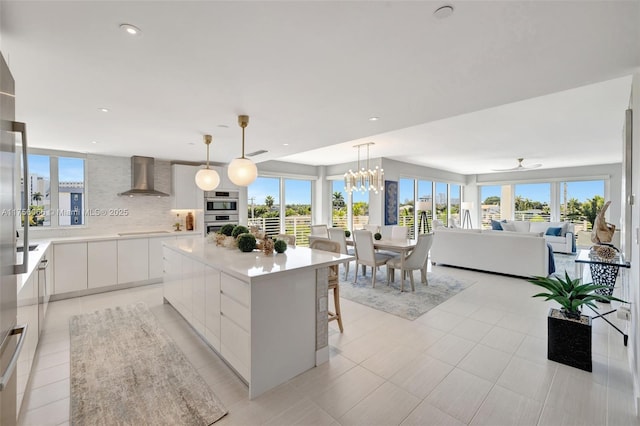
[69, 302, 227, 425]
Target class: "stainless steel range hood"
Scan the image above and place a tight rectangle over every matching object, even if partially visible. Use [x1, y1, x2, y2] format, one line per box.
[118, 156, 170, 197]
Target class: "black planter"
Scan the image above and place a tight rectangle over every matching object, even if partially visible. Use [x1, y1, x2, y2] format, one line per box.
[547, 308, 592, 372]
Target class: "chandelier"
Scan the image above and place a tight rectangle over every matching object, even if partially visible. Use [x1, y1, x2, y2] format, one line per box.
[344, 142, 384, 194]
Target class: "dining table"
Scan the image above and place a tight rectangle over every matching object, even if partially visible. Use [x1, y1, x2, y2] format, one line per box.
[308, 234, 417, 291]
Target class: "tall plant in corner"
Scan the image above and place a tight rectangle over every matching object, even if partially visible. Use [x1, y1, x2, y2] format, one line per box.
[528, 272, 627, 372]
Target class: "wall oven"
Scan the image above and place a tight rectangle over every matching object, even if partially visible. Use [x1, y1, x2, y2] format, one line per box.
[205, 214, 239, 234]
[205, 190, 239, 214]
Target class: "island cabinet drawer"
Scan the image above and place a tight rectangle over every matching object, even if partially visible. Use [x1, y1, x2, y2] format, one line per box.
[220, 273, 249, 307]
[221, 315, 250, 380]
[221, 293, 249, 332]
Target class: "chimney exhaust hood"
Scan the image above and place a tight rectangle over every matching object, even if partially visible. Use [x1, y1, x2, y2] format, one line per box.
[118, 156, 170, 197]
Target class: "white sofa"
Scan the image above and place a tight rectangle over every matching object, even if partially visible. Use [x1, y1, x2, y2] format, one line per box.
[431, 228, 550, 278]
[498, 221, 575, 253]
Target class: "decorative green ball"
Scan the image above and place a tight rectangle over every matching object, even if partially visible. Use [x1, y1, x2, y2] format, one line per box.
[274, 239, 288, 254]
[344, 230, 351, 238]
[231, 225, 250, 238]
[237, 233, 256, 252]
[219, 224, 235, 236]
[374, 232, 382, 240]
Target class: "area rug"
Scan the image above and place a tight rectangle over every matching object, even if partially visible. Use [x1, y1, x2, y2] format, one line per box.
[69, 302, 227, 425]
[339, 269, 476, 320]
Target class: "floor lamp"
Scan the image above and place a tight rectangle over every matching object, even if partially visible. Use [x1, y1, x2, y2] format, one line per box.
[461, 201, 473, 229]
[416, 201, 431, 234]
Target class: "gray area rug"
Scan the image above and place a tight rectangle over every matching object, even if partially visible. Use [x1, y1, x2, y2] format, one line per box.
[69, 302, 227, 426]
[339, 268, 476, 321]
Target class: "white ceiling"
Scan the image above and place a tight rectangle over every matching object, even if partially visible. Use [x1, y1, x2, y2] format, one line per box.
[1, 1, 639, 175]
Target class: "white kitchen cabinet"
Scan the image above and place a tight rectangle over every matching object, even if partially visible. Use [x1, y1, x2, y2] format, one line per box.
[162, 246, 181, 307]
[149, 236, 177, 280]
[172, 164, 204, 209]
[204, 265, 221, 351]
[53, 242, 88, 294]
[117, 239, 149, 284]
[37, 245, 52, 334]
[192, 260, 206, 335]
[16, 273, 38, 414]
[88, 240, 117, 289]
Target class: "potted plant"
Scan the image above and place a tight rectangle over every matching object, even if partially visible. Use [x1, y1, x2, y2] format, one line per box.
[374, 232, 382, 240]
[344, 230, 351, 238]
[528, 272, 626, 372]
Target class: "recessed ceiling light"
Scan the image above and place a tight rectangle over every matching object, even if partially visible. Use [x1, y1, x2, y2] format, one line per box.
[368, 117, 380, 121]
[120, 23, 142, 36]
[434, 5, 454, 19]
[282, 143, 289, 146]
[91, 140, 98, 144]
[98, 107, 109, 113]
[217, 124, 229, 128]
[187, 142, 195, 145]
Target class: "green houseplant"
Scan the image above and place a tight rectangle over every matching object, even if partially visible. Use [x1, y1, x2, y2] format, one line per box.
[274, 239, 287, 254]
[528, 272, 626, 372]
[219, 224, 235, 236]
[374, 232, 382, 240]
[237, 233, 257, 252]
[231, 225, 250, 238]
[344, 230, 351, 238]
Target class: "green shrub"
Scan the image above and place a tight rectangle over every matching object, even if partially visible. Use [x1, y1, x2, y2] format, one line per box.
[374, 232, 382, 240]
[274, 239, 287, 253]
[219, 224, 235, 236]
[237, 233, 256, 252]
[231, 225, 250, 238]
[344, 230, 351, 238]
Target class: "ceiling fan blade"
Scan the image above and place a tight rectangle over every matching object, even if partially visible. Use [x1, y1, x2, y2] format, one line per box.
[491, 158, 541, 172]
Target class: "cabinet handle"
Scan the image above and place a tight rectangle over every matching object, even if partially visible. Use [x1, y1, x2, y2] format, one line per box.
[0, 324, 28, 391]
[38, 259, 49, 270]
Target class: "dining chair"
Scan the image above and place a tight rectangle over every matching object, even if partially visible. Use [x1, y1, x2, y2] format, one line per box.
[328, 227, 355, 279]
[310, 224, 329, 237]
[352, 230, 393, 288]
[309, 239, 344, 332]
[363, 224, 380, 233]
[380, 225, 393, 239]
[275, 233, 296, 247]
[386, 233, 434, 292]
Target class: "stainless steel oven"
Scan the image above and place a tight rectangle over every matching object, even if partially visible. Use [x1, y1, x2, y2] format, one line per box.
[205, 190, 239, 214]
[205, 214, 239, 234]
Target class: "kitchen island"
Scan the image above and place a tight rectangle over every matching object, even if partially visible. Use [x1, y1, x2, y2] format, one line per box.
[162, 238, 353, 399]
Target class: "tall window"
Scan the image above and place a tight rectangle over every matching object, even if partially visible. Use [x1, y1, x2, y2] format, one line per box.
[351, 190, 369, 230]
[417, 180, 433, 234]
[480, 185, 501, 228]
[450, 184, 461, 227]
[284, 179, 312, 245]
[58, 157, 85, 226]
[435, 182, 448, 225]
[560, 180, 605, 233]
[22, 154, 51, 227]
[331, 180, 348, 229]
[514, 183, 550, 222]
[248, 177, 280, 237]
[399, 178, 415, 237]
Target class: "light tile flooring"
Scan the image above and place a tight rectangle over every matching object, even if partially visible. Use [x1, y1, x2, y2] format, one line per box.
[18, 263, 640, 426]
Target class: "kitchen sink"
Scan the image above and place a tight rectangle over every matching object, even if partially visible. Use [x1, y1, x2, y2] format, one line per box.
[16, 244, 39, 252]
[117, 230, 171, 236]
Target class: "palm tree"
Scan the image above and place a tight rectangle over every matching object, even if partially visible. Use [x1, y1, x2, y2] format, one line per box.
[32, 192, 43, 206]
[265, 195, 275, 209]
[583, 195, 605, 228]
[332, 192, 345, 209]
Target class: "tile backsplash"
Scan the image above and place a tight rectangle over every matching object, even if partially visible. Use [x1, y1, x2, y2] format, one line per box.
[30, 154, 200, 239]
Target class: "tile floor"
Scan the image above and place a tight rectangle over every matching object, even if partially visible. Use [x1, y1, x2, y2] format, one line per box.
[17, 263, 640, 426]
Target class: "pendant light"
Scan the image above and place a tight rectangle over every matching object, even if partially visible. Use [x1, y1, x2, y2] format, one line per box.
[344, 142, 384, 194]
[227, 114, 258, 186]
[195, 134, 221, 191]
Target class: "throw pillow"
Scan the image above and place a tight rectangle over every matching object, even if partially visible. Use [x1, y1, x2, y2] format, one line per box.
[545, 227, 562, 236]
[490, 220, 503, 230]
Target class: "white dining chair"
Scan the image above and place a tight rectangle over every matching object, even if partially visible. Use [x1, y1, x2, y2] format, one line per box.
[380, 225, 393, 239]
[391, 225, 408, 240]
[328, 227, 355, 279]
[353, 230, 393, 287]
[363, 224, 380, 233]
[310, 224, 329, 237]
[275, 233, 296, 247]
[386, 233, 434, 292]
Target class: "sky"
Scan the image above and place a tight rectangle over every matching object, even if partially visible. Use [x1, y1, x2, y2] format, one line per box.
[27, 154, 84, 182]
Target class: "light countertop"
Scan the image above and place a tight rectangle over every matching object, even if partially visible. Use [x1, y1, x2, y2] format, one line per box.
[164, 238, 353, 283]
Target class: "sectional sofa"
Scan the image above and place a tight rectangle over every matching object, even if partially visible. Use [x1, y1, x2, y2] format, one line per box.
[493, 220, 575, 253]
[431, 228, 551, 277]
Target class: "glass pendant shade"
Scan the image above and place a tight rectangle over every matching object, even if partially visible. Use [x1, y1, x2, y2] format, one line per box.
[344, 142, 384, 194]
[228, 157, 257, 186]
[195, 168, 220, 191]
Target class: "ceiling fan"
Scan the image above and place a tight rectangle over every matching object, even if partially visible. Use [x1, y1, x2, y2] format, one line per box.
[492, 158, 542, 172]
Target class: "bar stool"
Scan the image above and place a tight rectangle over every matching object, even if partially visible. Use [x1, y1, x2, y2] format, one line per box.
[310, 239, 344, 333]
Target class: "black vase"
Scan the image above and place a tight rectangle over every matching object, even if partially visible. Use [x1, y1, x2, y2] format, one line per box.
[547, 308, 592, 372]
